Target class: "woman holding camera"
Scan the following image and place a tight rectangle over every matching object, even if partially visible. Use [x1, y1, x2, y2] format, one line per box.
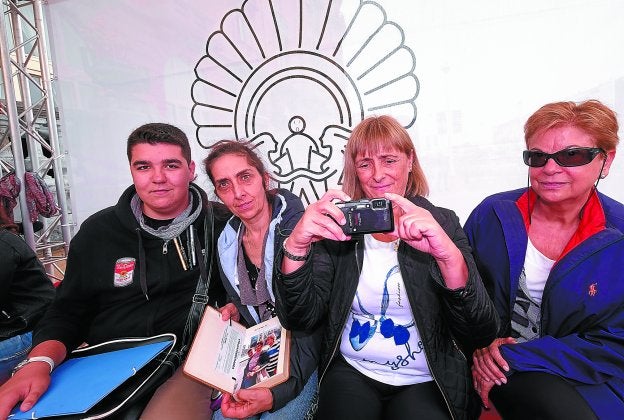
[274, 115, 499, 419]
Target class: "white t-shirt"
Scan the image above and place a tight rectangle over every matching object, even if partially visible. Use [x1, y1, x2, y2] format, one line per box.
[339, 235, 432, 385]
[524, 239, 555, 305]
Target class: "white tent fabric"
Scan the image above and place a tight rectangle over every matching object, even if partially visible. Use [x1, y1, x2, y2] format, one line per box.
[45, 0, 624, 228]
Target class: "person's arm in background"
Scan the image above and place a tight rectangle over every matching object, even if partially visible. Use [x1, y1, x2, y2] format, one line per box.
[0, 232, 95, 418]
[0, 235, 18, 307]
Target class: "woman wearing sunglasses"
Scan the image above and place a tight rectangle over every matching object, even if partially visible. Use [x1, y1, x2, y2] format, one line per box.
[465, 100, 624, 419]
[274, 115, 499, 420]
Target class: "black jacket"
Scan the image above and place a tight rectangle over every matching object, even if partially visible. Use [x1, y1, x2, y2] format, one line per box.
[217, 189, 322, 411]
[34, 184, 229, 353]
[0, 230, 55, 340]
[274, 196, 499, 420]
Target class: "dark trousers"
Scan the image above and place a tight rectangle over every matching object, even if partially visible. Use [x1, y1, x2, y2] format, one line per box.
[491, 372, 598, 420]
[316, 356, 450, 420]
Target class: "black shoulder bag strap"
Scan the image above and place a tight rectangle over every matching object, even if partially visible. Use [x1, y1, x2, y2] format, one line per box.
[174, 202, 215, 365]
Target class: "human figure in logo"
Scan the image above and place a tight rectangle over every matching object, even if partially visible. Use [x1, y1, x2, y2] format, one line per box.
[275, 115, 499, 419]
[270, 116, 331, 201]
[0, 123, 229, 420]
[466, 100, 624, 419]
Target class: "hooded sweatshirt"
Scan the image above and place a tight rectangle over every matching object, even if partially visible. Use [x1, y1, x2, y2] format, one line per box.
[34, 184, 228, 352]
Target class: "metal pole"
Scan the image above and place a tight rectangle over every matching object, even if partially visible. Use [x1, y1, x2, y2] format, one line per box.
[33, 0, 72, 251]
[0, 1, 35, 248]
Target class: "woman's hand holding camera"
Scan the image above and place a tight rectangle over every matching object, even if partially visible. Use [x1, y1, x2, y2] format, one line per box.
[288, 189, 352, 248]
[281, 190, 350, 273]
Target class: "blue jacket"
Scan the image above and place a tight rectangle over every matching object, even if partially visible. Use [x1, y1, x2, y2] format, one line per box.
[464, 188, 624, 418]
[217, 188, 321, 411]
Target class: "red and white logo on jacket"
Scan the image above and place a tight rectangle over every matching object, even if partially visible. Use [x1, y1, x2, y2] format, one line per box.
[113, 257, 136, 287]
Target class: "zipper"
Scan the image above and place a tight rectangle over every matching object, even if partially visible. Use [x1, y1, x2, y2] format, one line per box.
[422, 344, 456, 420]
[163, 239, 169, 254]
[317, 239, 457, 419]
[399, 246, 457, 419]
[451, 338, 467, 361]
[318, 239, 362, 386]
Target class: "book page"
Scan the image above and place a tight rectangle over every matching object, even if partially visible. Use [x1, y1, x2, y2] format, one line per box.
[214, 323, 244, 375]
[184, 307, 247, 394]
[184, 307, 290, 393]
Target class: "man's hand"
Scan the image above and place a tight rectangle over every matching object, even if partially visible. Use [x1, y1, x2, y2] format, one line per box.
[220, 387, 273, 419]
[0, 362, 51, 419]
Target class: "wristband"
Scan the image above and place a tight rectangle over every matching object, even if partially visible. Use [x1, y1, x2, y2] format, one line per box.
[12, 356, 55, 376]
[282, 237, 310, 261]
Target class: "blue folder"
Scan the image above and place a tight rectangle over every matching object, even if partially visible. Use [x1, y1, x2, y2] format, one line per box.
[9, 340, 172, 419]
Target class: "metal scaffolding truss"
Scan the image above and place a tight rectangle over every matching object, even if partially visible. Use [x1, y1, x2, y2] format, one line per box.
[0, 0, 72, 282]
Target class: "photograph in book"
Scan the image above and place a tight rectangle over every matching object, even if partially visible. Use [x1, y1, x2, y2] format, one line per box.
[183, 306, 290, 395]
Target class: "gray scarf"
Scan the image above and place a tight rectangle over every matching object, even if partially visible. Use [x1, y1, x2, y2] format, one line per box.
[130, 184, 202, 240]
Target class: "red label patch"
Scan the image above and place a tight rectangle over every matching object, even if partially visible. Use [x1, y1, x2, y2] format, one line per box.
[114, 257, 136, 287]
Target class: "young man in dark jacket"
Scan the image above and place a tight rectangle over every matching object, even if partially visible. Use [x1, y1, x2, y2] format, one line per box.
[0, 123, 228, 419]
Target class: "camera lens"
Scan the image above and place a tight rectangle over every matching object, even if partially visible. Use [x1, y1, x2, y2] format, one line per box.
[372, 199, 385, 209]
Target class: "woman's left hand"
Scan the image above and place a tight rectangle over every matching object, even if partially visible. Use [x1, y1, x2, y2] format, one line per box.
[472, 337, 516, 408]
[385, 193, 467, 288]
[472, 370, 497, 409]
[472, 337, 516, 384]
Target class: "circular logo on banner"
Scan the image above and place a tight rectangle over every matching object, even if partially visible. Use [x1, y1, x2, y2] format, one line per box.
[192, 0, 418, 204]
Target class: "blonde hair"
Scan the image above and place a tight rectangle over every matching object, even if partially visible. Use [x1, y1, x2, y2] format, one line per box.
[343, 115, 428, 199]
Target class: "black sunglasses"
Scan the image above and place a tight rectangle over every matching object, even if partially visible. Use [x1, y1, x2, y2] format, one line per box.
[523, 147, 606, 168]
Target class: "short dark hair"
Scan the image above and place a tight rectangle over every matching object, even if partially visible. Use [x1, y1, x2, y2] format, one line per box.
[126, 123, 192, 163]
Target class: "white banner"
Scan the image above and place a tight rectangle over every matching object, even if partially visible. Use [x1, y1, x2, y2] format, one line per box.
[45, 0, 624, 228]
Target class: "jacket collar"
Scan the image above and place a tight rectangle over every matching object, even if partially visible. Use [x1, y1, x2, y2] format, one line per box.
[515, 188, 606, 260]
[218, 190, 292, 324]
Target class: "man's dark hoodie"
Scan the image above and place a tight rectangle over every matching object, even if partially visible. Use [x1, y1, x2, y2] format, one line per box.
[34, 184, 229, 352]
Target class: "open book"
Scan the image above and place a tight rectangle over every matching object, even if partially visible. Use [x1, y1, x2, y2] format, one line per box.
[183, 306, 290, 395]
